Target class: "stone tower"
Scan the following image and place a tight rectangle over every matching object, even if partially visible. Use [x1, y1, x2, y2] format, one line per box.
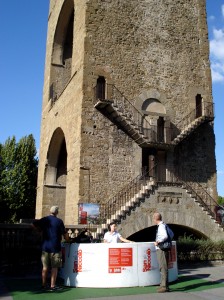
[36, 0, 223, 239]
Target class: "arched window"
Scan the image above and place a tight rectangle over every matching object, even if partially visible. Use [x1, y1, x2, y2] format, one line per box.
[56, 139, 67, 185]
[44, 128, 67, 186]
[43, 128, 67, 220]
[49, 0, 74, 102]
[141, 98, 166, 143]
[96, 76, 106, 100]
[141, 98, 166, 115]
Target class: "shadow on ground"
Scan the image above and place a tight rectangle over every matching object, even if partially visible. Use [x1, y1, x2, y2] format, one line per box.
[2, 273, 224, 300]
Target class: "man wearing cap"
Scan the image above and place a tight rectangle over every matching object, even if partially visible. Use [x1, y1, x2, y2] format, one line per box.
[32, 206, 69, 291]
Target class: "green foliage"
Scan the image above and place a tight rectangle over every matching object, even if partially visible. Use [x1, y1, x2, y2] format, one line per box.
[177, 236, 224, 262]
[218, 196, 224, 205]
[0, 135, 38, 223]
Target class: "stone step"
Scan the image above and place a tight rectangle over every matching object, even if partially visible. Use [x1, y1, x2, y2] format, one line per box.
[121, 205, 129, 212]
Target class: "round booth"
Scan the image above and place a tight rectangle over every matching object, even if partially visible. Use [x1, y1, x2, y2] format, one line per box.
[61, 242, 178, 288]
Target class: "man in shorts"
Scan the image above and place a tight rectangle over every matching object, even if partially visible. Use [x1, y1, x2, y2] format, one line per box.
[32, 206, 69, 291]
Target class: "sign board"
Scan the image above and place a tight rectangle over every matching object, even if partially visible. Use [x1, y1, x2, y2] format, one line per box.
[78, 203, 100, 224]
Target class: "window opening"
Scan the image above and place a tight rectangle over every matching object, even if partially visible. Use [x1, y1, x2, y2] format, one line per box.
[157, 117, 165, 142]
[96, 76, 106, 100]
[196, 94, 202, 118]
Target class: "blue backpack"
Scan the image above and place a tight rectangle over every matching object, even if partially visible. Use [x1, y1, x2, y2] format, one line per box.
[166, 224, 174, 240]
[158, 224, 174, 251]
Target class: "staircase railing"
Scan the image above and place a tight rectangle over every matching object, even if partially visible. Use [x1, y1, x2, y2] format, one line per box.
[99, 167, 154, 224]
[181, 179, 223, 225]
[94, 84, 214, 145]
[153, 164, 223, 226]
[173, 101, 214, 135]
[99, 162, 223, 228]
[94, 84, 174, 144]
[94, 83, 153, 131]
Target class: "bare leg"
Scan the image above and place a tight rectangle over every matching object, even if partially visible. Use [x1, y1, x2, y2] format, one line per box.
[51, 267, 58, 288]
[42, 267, 48, 287]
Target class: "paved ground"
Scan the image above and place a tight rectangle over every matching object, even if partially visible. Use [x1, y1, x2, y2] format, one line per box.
[83, 289, 224, 300]
[1, 262, 224, 300]
[84, 263, 224, 300]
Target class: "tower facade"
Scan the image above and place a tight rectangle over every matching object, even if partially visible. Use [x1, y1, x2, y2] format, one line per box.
[36, 0, 219, 238]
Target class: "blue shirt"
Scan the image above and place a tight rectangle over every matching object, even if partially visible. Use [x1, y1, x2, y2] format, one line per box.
[33, 215, 66, 253]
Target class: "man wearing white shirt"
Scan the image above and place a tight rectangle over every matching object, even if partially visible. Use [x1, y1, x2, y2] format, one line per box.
[153, 212, 170, 293]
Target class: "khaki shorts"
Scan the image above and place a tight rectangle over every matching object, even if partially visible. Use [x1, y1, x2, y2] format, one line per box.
[41, 251, 62, 268]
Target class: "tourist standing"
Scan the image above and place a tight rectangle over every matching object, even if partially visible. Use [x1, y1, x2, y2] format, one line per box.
[153, 212, 170, 293]
[32, 206, 69, 291]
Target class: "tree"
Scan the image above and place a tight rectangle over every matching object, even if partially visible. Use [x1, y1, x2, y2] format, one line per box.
[0, 135, 38, 223]
[218, 196, 224, 206]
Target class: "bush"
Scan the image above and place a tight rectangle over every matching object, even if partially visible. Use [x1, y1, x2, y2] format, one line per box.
[176, 236, 224, 262]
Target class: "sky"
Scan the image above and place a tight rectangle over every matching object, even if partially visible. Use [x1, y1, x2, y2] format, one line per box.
[0, 0, 223, 196]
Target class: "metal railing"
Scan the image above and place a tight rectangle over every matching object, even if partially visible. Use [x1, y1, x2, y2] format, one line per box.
[94, 83, 152, 131]
[174, 102, 214, 134]
[180, 179, 222, 224]
[94, 84, 176, 144]
[0, 224, 42, 275]
[99, 167, 154, 223]
[94, 84, 214, 145]
[0, 223, 102, 274]
[99, 163, 223, 227]
[152, 164, 223, 227]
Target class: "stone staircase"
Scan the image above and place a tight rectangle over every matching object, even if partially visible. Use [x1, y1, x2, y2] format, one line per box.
[94, 84, 214, 148]
[94, 83, 174, 148]
[95, 99, 172, 149]
[172, 115, 213, 145]
[93, 84, 217, 239]
[96, 176, 156, 238]
[102, 179, 155, 224]
[96, 173, 224, 239]
[180, 180, 224, 229]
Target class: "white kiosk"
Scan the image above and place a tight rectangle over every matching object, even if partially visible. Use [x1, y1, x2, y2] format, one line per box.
[61, 242, 178, 288]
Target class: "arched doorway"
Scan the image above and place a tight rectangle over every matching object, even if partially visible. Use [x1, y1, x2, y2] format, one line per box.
[141, 99, 167, 179]
[43, 128, 67, 220]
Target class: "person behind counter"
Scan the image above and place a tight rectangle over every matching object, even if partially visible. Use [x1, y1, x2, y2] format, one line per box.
[103, 221, 134, 243]
[75, 229, 93, 243]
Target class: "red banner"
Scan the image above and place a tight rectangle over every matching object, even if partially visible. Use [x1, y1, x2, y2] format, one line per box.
[108, 248, 133, 273]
